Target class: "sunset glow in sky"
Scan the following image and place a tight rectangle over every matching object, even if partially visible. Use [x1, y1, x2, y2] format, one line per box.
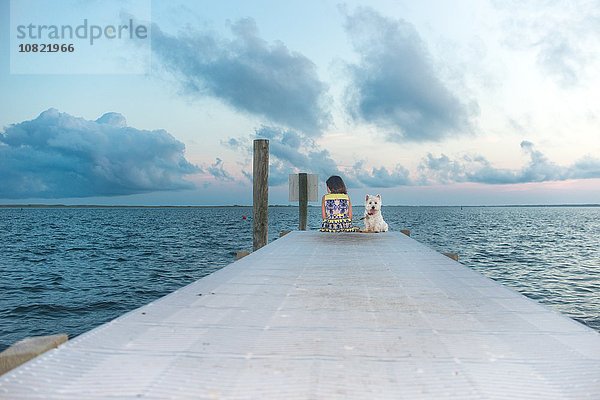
[1, 0, 599, 205]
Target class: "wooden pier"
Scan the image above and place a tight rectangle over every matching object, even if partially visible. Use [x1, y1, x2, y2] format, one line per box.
[1, 231, 599, 398]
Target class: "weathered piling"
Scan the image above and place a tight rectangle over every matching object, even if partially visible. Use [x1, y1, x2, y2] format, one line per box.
[0, 334, 67, 376]
[298, 172, 308, 230]
[235, 250, 250, 260]
[253, 139, 269, 251]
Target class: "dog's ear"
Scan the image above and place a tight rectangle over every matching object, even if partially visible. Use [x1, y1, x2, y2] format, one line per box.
[376, 194, 381, 199]
[365, 194, 369, 201]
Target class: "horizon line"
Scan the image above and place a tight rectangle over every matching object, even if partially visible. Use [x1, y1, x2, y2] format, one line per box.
[0, 203, 599, 208]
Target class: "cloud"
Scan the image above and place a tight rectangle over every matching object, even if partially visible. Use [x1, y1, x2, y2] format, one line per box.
[350, 161, 412, 188]
[570, 156, 600, 179]
[0, 109, 199, 199]
[246, 126, 345, 186]
[227, 130, 600, 189]
[494, 1, 600, 87]
[419, 141, 600, 184]
[151, 19, 330, 135]
[417, 154, 467, 184]
[342, 7, 477, 142]
[535, 31, 581, 86]
[207, 158, 234, 181]
[225, 126, 415, 188]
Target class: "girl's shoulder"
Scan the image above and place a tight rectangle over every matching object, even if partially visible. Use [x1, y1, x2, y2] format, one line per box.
[324, 193, 349, 200]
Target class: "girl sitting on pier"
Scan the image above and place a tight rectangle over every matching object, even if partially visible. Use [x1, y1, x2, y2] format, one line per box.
[320, 175, 359, 232]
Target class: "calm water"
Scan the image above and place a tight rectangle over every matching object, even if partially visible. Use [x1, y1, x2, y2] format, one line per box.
[0, 206, 598, 351]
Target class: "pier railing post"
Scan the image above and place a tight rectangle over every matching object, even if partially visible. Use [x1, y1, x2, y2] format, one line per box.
[299, 172, 308, 230]
[253, 139, 269, 251]
[0, 334, 68, 376]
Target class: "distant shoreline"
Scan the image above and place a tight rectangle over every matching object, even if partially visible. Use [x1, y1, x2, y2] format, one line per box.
[1, 204, 598, 208]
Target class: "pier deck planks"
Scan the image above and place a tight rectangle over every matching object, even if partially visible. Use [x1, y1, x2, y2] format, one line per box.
[1, 231, 599, 399]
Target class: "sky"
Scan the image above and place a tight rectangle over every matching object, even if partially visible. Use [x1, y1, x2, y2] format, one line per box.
[1, 0, 599, 205]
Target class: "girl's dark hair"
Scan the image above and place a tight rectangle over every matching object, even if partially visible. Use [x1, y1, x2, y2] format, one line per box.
[326, 175, 347, 194]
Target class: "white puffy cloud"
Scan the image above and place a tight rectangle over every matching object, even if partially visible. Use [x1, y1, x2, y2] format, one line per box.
[494, 0, 600, 87]
[420, 141, 600, 184]
[0, 109, 199, 199]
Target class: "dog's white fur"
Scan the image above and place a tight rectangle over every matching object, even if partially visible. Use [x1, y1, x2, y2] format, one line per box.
[363, 194, 388, 233]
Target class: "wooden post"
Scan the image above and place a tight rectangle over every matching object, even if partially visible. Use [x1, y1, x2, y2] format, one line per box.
[298, 172, 308, 230]
[235, 250, 250, 260]
[253, 139, 269, 251]
[444, 253, 459, 261]
[0, 334, 68, 376]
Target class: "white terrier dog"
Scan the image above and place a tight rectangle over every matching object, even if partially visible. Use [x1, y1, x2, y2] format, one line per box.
[363, 194, 389, 233]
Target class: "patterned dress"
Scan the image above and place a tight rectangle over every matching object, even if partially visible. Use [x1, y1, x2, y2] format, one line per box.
[320, 193, 359, 232]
